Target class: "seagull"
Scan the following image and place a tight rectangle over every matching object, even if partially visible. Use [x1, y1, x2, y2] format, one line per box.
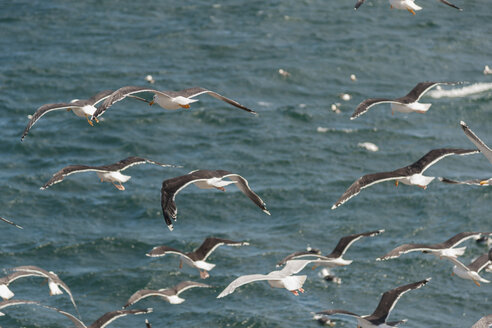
[145, 319, 152, 328]
[146, 237, 249, 279]
[123, 281, 210, 308]
[0, 216, 23, 229]
[161, 170, 270, 231]
[41, 156, 177, 191]
[316, 278, 431, 327]
[20, 90, 147, 141]
[444, 251, 492, 286]
[217, 259, 329, 298]
[277, 230, 384, 270]
[331, 148, 478, 209]
[377, 232, 491, 261]
[0, 299, 40, 316]
[48, 306, 152, 328]
[461, 121, 492, 185]
[472, 315, 492, 328]
[354, 0, 461, 13]
[10, 266, 79, 315]
[0, 270, 53, 300]
[439, 177, 492, 186]
[350, 82, 459, 119]
[92, 86, 256, 120]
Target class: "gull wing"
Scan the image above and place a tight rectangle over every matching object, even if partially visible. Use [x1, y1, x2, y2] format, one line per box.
[217, 274, 271, 298]
[350, 98, 399, 120]
[222, 173, 270, 215]
[276, 249, 322, 267]
[472, 315, 492, 328]
[41, 165, 108, 190]
[0, 216, 23, 229]
[328, 230, 385, 258]
[468, 253, 492, 273]
[145, 245, 192, 262]
[461, 121, 492, 164]
[438, 0, 462, 10]
[193, 237, 249, 261]
[173, 280, 211, 295]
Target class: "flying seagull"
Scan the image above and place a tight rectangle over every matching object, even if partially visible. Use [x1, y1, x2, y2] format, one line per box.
[316, 278, 431, 327]
[350, 82, 459, 119]
[161, 170, 270, 231]
[0, 270, 55, 300]
[147, 237, 249, 279]
[0, 216, 23, 229]
[331, 148, 478, 209]
[354, 0, 461, 13]
[0, 299, 40, 316]
[278, 229, 383, 270]
[439, 177, 492, 186]
[472, 315, 492, 328]
[377, 232, 491, 261]
[217, 259, 331, 298]
[444, 252, 492, 286]
[20, 90, 147, 141]
[41, 156, 178, 191]
[11, 266, 79, 315]
[123, 281, 210, 308]
[92, 86, 256, 120]
[48, 306, 153, 328]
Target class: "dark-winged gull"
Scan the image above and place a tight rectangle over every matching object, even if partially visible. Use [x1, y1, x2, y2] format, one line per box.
[444, 251, 492, 286]
[92, 86, 256, 120]
[350, 82, 459, 119]
[377, 232, 491, 260]
[472, 315, 492, 328]
[48, 306, 152, 328]
[354, 0, 461, 13]
[123, 281, 210, 308]
[0, 270, 53, 300]
[161, 170, 270, 230]
[331, 148, 478, 209]
[316, 278, 431, 327]
[0, 216, 22, 229]
[217, 259, 332, 298]
[0, 299, 40, 316]
[147, 237, 249, 278]
[11, 266, 78, 315]
[41, 156, 177, 191]
[439, 177, 492, 186]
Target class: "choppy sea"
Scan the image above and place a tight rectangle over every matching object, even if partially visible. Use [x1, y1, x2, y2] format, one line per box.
[1, 0, 491, 327]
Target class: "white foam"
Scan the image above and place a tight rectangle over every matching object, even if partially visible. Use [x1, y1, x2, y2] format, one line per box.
[427, 83, 492, 98]
[358, 142, 379, 152]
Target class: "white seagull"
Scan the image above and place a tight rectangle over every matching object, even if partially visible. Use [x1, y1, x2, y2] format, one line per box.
[92, 86, 256, 120]
[332, 148, 478, 209]
[377, 232, 491, 260]
[316, 278, 431, 327]
[48, 306, 152, 328]
[217, 259, 329, 298]
[146, 237, 249, 279]
[350, 82, 459, 119]
[41, 156, 177, 191]
[161, 170, 270, 230]
[123, 281, 210, 308]
[444, 251, 492, 287]
[354, 0, 461, 13]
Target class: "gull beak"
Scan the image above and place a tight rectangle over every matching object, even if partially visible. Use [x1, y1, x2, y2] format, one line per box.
[149, 100, 154, 106]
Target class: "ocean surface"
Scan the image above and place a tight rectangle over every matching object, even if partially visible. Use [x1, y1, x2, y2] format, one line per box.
[1, 1, 491, 327]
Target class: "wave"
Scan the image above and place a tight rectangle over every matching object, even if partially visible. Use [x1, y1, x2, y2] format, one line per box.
[427, 82, 492, 98]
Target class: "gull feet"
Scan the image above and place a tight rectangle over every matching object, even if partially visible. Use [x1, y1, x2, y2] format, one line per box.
[85, 115, 94, 126]
[179, 104, 191, 109]
[113, 183, 125, 191]
[216, 187, 226, 192]
[200, 270, 210, 279]
[474, 280, 481, 287]
[407, 8, 416, 15]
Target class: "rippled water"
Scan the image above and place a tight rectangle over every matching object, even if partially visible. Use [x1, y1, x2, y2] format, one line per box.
[1, 1, 491, 327]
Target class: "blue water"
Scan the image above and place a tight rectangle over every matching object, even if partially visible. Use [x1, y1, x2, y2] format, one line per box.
[1, 0, 491, 327]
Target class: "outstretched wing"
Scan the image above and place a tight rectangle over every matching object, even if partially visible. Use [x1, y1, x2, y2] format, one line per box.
[468, 253, 491, 273]
[97, 156, 178, 172]
[41, 165, 106, 190]
[276, 249, 322, 267]
[21, 102, 77, 141]
[0, 216, 23, 229]
[217, 274, 270, 298]
[350, 98, 398, 120]
[461, 121, 492, 165]
[173, 280, 211, 295]
[123, 289, 169, 308]
[89, 308, 153, 328]
[328, 230, 384, 258]
[172, 87, 256, 114]
[222, 173, 270, 215]
[377, 243, 439, 260]
[145, 245, 192, 262]
[438, 0, 462, 10]
[193, 237, 249, 261]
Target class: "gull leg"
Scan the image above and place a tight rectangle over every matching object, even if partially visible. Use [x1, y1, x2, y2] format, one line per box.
[298, 288, 305, 293]
[112, 182, 125, 191]
[85, 115, 94, 126]
[200, 270, 210, 279]
[179, 104, 191, 109]
[291, 290, 299, 296]
[100, 178, 103, 182]
[407, 8, 416, 15]
[395, 180, 399, 187]
[93, 117, 100, 123]
[311, 264, 319, 271]
[390, 4, 393, 8]
[473, 280, 481, 287]
[451, 272, 454, 276]
[179, 260, 183, 269]
[418, 185, 427, 190]
[216, 187, 226, 192]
